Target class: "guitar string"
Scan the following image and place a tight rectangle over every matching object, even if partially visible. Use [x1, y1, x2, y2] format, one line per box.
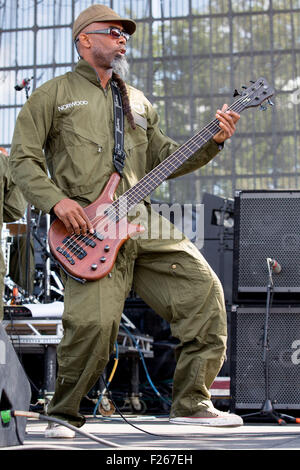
[58, 86, 266, 261]
[58, 93, 250, 261]
[102, 85, 266, 220]
[90, 98, 243, 225]
[58, 115, 226, 259]
[58, 94, 249, 261]
[89, 91, 250, 224]
[93, 96, 246, 219]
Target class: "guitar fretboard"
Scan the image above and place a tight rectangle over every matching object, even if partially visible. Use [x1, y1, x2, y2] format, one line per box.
[107, 95, 247, 221]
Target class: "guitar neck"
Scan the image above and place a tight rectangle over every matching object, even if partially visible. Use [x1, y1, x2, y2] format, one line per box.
[124, 121, 220, 207]
[110, 96, 246, 220]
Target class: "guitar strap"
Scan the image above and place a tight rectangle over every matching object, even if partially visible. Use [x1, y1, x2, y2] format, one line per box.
[111, 80, 126, 176]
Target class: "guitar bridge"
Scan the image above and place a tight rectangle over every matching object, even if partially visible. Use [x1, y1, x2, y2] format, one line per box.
[56, 246, 75, 265]
[60, 237, 87, 260]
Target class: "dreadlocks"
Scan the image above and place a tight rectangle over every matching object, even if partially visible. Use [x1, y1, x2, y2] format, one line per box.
[112, 72, 136, 130]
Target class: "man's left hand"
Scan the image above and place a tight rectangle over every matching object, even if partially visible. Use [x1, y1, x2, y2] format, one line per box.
[213, 104, 240, 144]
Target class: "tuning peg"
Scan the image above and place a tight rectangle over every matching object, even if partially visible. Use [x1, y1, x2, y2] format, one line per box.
[233, 89, 241, 97]
[260, 104, 267, 111]
[268, 98, 275, 106]
[249, 80, 256, 84]
[241, 85, 247, 89]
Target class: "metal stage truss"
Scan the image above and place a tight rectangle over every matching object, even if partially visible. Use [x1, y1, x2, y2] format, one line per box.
[2, 317, 153, 356]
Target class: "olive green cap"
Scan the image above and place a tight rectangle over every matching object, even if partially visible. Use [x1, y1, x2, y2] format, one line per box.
[72, 4, 136, 40]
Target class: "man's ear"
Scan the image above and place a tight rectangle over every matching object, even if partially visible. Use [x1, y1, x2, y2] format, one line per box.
[78, 33, 92, 50]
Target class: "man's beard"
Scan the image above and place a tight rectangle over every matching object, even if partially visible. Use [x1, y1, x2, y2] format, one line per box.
[111, 55, 129, 79]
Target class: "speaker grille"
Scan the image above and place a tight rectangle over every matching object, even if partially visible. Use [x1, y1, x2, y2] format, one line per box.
[235, 191, 300, 293]
[231, 307, 300, 409]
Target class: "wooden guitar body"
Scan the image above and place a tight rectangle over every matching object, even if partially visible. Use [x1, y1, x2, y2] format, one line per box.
[48, 173, 144, 282]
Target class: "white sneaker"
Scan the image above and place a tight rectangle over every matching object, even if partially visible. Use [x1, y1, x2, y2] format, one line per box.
[45, 423, 76, 438]
[169, 406, 243, 427]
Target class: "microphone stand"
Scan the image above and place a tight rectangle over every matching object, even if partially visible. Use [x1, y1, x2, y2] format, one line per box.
[24, 81, 33, 300]
[16, 77, 35, 301]
[241, 258, 296, 424]
[25, 204, 32, 299]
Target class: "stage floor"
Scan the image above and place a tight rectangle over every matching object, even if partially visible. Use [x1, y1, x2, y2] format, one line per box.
[8, 415, 300, 451]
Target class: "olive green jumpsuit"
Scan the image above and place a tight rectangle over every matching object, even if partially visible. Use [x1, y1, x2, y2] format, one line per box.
[10, 59, 227, 426]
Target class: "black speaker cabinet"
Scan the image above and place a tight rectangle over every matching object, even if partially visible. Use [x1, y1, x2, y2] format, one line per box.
[0, 324, 31, 447]
[233, 190, 300, 303]
[201, 193, 234, 305]
[231, 305, 300, 410]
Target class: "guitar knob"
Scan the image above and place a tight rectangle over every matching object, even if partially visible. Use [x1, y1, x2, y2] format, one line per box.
[104, 245, 110, 252]
[100, 257, 106, 263]
[91, 264, 98, 270]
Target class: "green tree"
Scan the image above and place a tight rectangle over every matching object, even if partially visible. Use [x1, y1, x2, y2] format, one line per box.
[128, 0, 300, 202]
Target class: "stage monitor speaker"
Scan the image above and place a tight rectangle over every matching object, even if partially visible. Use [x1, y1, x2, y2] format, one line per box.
[233, 190, 300, 303]
[201, 193, 234, 305]
[0, 323, 31, 447]
[230, 305, 300, 411]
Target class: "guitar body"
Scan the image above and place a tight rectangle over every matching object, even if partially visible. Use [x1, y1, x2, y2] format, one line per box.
[48, 173, 144, 281]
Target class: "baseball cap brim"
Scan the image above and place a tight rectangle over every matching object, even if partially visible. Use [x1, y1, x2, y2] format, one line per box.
[72, 5, 136, 40]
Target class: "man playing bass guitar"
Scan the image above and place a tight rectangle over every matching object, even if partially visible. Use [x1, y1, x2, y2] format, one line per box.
[10, 4, 242, 438]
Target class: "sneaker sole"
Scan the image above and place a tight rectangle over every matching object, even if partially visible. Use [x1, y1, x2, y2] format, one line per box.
[45, 428, 76, 438]
[169, 416, 243, 427]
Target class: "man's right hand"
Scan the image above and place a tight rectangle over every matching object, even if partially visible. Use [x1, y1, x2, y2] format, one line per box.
[53, 198, 94, 235]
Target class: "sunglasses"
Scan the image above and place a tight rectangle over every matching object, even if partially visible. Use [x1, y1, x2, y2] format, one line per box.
[79, 27, 130, 42]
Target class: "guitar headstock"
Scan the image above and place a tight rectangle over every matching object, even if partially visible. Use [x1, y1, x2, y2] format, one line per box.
[234, 77, 275, 111]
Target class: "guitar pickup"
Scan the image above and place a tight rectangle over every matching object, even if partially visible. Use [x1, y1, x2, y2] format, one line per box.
[78, 235, 96, 248]
[56, 246, 75, 265]
[61, 237, 87, 259]
[76, 250, 87, 260]
[92, 231, 104, 241]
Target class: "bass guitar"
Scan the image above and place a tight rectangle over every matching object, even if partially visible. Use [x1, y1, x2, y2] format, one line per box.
[48, 78, 274, 282]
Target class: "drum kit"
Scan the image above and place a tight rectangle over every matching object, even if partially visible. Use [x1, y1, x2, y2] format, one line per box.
[2, 211, 65, 306]
[0, 84, 64, 308]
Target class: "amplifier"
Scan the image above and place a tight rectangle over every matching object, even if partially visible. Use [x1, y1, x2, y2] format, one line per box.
[233, 190, 300, 302]
[231, 305, 300, 410]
